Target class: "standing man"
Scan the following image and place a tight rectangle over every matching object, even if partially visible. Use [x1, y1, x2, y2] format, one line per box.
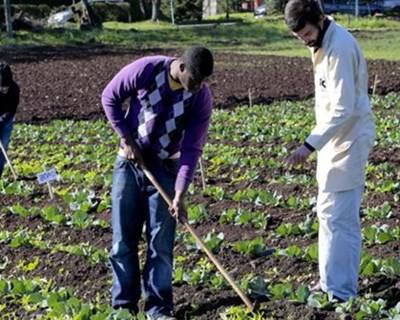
[284, 0, 375, 301]
[0, 62, 19, 178]
[102, 46, 214, 319]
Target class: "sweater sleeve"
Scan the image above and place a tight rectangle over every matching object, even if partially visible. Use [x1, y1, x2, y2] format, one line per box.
[175, 86, 213, 193]
[101, 58, 154, 138]
[306, 46, 357, 150]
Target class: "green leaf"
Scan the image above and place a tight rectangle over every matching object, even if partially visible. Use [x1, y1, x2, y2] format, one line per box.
[290, 285, 310, 303]
[0, 280, 9, 295]
[41, 206, 66, 225]
[270, 282, 293, 300]
[21, 256, 41, 272]
[304, 243, 318, 262]
[286, 245, 302, 258]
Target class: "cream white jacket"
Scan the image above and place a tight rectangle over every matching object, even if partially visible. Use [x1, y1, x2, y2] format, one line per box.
[306, 18, 376, 192]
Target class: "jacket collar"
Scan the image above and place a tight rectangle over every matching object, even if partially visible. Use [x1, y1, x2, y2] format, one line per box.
[312, 16, 335, 65]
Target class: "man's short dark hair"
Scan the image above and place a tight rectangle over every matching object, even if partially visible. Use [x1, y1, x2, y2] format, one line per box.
[182, 45, 214, 80]
[285, 0, 324, 32]
[0, 62, 13, 87]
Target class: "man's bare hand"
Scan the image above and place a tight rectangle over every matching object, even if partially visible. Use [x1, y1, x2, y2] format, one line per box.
[169, 192, 187, 223]
[122, 135, 144, 166]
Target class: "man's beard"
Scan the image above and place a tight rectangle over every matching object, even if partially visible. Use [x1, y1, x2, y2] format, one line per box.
[306, 27, 323, 48]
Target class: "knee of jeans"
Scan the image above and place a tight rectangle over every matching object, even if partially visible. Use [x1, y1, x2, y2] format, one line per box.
[110, 240, 133, 258]
[323, 215, 360, 234]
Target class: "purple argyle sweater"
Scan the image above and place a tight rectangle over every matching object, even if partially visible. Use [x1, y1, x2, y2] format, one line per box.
[102, 56, 213, 192]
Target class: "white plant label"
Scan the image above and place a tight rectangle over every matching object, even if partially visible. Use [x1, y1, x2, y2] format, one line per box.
[37, 167, 58, 185]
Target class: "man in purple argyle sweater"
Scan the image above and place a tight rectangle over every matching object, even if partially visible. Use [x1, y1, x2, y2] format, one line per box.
[102, 46, 214, 319]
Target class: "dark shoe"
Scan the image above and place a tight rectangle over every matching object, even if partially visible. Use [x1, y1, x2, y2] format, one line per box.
[146, 313, 177, 320]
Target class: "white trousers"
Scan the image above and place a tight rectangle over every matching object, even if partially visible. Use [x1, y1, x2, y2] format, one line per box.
[317, 185, 364, 301]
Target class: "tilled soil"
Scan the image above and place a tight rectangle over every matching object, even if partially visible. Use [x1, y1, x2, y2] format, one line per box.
[2, 45, 400, 123]
[0, 146, 398, 319]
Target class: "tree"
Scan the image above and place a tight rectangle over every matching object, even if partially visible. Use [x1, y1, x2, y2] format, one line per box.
[225, 0, 230, 19]
[219, 0, 241, 19]
[80, 0, 102, 30]
[3, 0, 13, 37]
[139, 0, 149, 18]
[161, 0, 202, 23]
[169, 0, 175, 24]
[151, 0, 161, 21]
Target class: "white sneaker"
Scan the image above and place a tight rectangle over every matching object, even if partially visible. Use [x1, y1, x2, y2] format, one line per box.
[310, 282, 321, 292]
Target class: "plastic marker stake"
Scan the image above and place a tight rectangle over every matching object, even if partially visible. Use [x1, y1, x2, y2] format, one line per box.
[37, 166, 58, 199]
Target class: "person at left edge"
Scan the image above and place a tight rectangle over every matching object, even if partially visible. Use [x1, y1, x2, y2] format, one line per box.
[0, 62, 20, 178]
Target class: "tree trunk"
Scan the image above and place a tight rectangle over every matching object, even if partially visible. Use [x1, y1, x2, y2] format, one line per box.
[170, 0, 175, 24]
[225, 0, 230, 20]
[151, 0, 161, 21]
[3, 0, 13, 37]
[139, 0, 148, 18]
[81, 0, 102, 29]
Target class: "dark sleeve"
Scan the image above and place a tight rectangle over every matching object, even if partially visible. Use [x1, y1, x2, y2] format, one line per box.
[303, 141, 315, 152]
[8, 82, 20, 114]
[0, 83, 19, 123]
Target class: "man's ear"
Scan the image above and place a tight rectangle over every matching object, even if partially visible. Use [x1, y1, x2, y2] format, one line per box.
[318, 15, 325, 27]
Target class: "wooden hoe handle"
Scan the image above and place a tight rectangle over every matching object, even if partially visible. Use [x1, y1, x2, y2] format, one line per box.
[141, 164, 255, 312]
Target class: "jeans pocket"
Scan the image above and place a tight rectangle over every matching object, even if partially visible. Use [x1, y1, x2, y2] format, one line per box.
[114, 155, 129, 171]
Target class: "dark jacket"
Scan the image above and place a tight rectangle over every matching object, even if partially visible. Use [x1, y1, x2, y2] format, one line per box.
[0, 63, 19, 124]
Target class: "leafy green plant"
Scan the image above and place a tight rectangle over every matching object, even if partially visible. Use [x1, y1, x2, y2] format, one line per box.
[364, 202, 393, 220]
[363, 224, 396, 245]
[387, 302, 400, 319]
[232, 237, 267, 257]
[209, 273, 227, 291]
[219, 207, 269, 229]
[220, 305, 267, 320]
[286, 195, 312, 210]
[8, 204, 39, 218]
[203, 186, 226, 200]
[276, 245, 303, 258]
[17, 257, 40, 273]
[232, 189, 282, 207]
[183, 257, 214, 286]
[240, 273, 269, 299]
[0, 180, 33, 196]
[289, 284, 311, 304]
[41, 206, 66, 225]
[277, 215, 318, 238]
[269, 282, 294, 300]
[303, 243, 318, 263]
[356, 298, 387, 320]
[187, 204, 208, 224]
[307, 292, 334, 310]
[204, 232, 224, 253]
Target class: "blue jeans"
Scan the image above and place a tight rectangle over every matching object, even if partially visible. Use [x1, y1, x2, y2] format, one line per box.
[0, 118, 14, 177]
[110, 155, 178, 317]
